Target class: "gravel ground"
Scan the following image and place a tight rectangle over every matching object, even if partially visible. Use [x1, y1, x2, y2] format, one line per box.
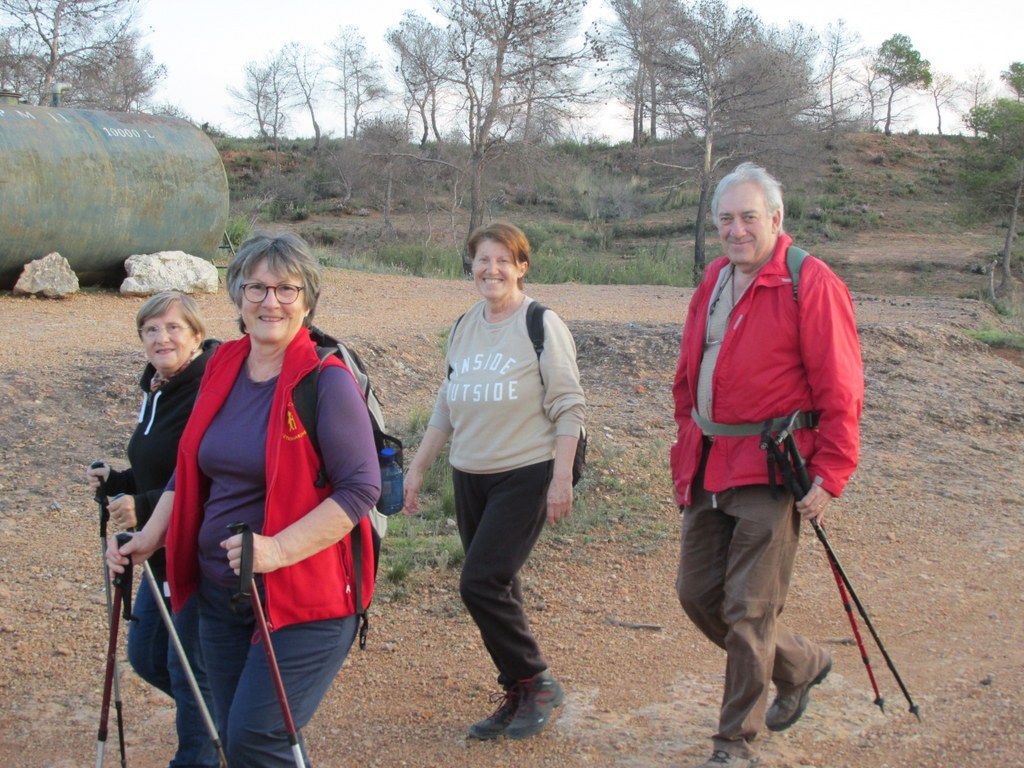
[0, 254, 1022, 767]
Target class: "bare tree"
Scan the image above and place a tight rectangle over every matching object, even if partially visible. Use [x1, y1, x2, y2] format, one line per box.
[928, 72, 965, 136]
[229, 51, 293, 153]
[814, 19, 865, 132]
[0, 25, 37, 96]
[282, 42, 325, 149]
[436, 0, 593, 265]
[598, 0, 674, 145]
[386, 11, 452, 147]
[328, 26, 388, 139]
[361, 116, 414, 239]
[72, 28, 164, 111]
[0, 0, 140, 106]
[962, 66, 993, 137]
[657, 0, 818, 280]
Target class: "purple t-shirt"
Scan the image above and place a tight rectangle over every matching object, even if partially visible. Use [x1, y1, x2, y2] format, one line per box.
[193, 364, 380, 586]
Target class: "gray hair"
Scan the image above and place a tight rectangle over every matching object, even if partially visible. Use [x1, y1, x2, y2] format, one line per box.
[711, 162, 785, 226]
[136, 291, 206, 340]
[226, 231, 322, 332]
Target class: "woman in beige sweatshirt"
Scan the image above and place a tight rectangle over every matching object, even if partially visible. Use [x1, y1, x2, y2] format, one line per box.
[403, 221, 586, 742]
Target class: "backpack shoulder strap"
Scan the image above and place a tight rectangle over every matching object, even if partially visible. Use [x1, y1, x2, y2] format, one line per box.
[446, 312, 466, 380]
[786, 245, 809, 302]
[526, 300, 548, 385]
[525, 300, 547, 357]
[292, 345, 339, 472]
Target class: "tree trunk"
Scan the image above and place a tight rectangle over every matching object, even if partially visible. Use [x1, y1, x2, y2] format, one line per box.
[884, 87, 896, 136]
[465, 152, 485, 273]
[693, 179, 711, 285]
[999, 160, 1024, 293]
[382, 162, 397, 241]
[692, 127, 715, 284]
[648, 76, 657, 141]
[632, 91, 643, 146]
[310, 114, 321, 151]
[418, 105, 430, 148]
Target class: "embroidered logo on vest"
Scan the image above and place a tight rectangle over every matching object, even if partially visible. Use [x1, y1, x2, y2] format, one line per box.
[283, 401, 308, 442]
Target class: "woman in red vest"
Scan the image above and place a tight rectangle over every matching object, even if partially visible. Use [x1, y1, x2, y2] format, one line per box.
[108, 233, 380, 766]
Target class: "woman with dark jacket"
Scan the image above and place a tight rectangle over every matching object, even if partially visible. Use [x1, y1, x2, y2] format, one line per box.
[87, 290, 219, 767]
[107, 233, 381, 766]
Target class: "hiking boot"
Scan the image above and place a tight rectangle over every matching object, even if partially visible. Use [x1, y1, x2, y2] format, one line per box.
[698, 750, 760, 767]
[766, 655, 833, 732]
[504, 670, 565, 740]
[467, 685, 521, 740]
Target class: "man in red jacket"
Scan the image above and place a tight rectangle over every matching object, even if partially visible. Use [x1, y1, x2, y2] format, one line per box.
[671, 163, 864, 768]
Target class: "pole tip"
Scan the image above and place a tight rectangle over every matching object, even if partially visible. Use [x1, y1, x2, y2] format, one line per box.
[910, 704, 922, 722]
[875, 696, 886, 713]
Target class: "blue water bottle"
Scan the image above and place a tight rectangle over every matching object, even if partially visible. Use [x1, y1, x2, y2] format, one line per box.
[378, 447, 404, 516]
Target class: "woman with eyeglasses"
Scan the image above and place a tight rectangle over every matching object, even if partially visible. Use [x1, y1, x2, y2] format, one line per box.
[108, 232, 381, 765]
[87, 290, 220, 767]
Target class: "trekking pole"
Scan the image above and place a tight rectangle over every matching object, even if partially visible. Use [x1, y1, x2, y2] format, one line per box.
[97, 532, 134, 768]
[139, 559, 228, 767]
[91, 462, 128, 767]
[780, 430, 921, 721]
[227, 522, 306, 768]
[767, 438, 886, 712]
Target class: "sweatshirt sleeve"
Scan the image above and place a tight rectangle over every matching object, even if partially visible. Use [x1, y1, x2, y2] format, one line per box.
[538, 310, 586, 437]
[426, 317, 460, 437]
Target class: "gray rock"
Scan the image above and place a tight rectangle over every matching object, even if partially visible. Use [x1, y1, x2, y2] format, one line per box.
[12, 252, 80, 298]
[120, 251, 220, 296]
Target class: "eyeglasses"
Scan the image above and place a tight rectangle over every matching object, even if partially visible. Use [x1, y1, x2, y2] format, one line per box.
[241, 283, 304, 304]
[141, 322, 192, 339]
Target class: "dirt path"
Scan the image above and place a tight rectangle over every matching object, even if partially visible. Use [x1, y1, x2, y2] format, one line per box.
[0, 260, 1022, 767]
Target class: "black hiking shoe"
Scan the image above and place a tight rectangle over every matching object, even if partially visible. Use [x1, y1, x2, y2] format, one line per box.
[698, 750, 760, 767]
[467, 685, 521, 740]
[766, 655, 832, 732]
[505, 670, 565, 740]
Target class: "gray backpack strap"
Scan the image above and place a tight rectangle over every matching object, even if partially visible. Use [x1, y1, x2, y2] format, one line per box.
[786, 245, 809, 301]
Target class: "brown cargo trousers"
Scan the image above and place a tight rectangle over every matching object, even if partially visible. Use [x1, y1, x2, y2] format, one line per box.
[676, 450, 829, 760]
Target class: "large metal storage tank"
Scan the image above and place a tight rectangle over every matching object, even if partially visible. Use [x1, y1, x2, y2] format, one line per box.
[0, 103, 229, 287]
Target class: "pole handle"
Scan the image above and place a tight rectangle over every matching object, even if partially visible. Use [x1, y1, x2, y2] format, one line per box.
[227, 522, 254, 605]
[91, 460, 110, 536]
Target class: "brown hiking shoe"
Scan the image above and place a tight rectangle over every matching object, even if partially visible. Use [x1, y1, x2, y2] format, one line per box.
[504, 670, 565, 740]
[766, 655, 833, 732]
[467, 685, 521, 740]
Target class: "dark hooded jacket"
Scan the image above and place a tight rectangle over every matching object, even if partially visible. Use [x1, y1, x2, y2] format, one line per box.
[104, 338, 220, 583]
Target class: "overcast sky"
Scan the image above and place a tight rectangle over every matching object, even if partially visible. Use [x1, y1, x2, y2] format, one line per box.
[138, 0, 1021, 139]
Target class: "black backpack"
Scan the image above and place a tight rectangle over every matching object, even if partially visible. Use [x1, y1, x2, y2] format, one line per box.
[291, 324, 403, 648]
[449, 301, 587, 486]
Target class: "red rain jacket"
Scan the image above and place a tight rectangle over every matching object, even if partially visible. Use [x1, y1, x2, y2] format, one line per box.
[671, 233, 864, 506]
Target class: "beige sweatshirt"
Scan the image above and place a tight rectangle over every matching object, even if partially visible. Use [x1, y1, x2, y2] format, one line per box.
[428, 298, 586, 474]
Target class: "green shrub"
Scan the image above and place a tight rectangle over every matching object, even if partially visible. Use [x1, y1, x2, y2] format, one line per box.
[224, 214, 253, 249]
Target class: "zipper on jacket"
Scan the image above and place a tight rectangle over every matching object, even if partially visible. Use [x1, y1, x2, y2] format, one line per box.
[143, 390, 162, 435]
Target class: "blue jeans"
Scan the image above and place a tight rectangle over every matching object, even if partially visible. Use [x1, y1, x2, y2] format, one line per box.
[128, 578, 219, 767]
[198, 578, 357, 767]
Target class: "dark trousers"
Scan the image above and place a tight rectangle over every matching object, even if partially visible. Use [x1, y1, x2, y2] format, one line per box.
[198, 579, 357, 767]
[454, 460, 552, 685]
[676, 446, 827, 759]
[127, 585, 218, 767]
